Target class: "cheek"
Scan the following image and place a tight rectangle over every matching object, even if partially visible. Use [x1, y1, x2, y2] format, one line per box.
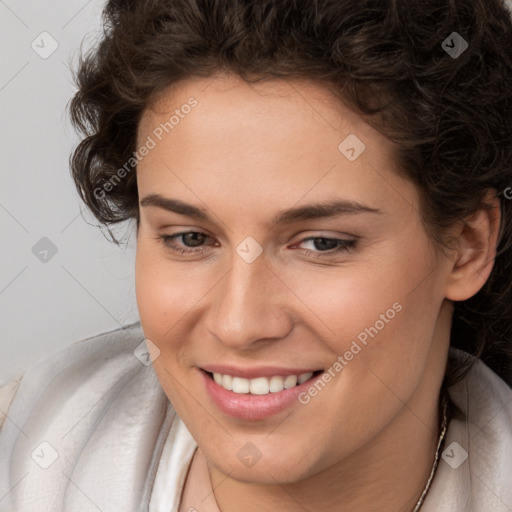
[135, 239, 201, 372]
[282, 263, 407, 347]
[134, 239, 201, 403]
[135, 237, 207, 326]
[285, 244, 440, 379]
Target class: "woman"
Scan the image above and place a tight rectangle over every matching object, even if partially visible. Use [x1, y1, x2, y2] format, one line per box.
[1, 0, 511, 510]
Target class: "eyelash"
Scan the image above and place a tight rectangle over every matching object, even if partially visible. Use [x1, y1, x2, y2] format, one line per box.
[155, 232, 356, 258]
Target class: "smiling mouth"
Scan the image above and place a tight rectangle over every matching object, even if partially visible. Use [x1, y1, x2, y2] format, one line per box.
[203, 369, 324, 395]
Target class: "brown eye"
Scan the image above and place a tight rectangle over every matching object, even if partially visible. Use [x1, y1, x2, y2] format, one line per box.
[296, 237, 356, 257]
[157, 231, 213, 255]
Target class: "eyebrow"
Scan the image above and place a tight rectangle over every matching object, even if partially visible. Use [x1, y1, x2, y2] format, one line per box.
[139, 193, 382, 225]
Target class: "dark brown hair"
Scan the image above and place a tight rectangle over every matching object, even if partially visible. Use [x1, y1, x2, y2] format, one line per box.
[68, 0, 512, 387]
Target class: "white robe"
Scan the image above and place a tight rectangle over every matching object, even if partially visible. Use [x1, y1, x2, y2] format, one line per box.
[0, 322, 511, 511]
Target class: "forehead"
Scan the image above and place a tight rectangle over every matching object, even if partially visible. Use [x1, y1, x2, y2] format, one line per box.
[136, 73, 415, 221]
[139, 73, 378, 145]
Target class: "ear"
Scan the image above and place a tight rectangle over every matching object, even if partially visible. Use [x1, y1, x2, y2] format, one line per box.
[445, 189, 501, 301]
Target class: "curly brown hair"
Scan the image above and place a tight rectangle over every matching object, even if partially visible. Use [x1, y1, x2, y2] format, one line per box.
[68, 0, 512, 387]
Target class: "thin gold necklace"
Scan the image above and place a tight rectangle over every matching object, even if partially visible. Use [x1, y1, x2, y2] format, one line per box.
[411, 394, 449, 512]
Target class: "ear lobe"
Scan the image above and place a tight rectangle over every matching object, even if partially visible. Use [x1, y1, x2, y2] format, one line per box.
[445, 190, 501, 302]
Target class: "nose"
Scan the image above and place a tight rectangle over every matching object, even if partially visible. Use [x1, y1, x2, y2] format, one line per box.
[204, 249, 293, 349]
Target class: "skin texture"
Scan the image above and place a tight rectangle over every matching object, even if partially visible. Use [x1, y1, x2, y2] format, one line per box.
[134, 73, 500, 512]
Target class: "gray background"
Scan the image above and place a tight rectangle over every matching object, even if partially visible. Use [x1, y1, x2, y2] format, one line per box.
[0, 0, 139, 384]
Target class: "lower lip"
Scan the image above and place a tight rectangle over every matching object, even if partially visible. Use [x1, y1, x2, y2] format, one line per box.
[200, 369, 324, 421]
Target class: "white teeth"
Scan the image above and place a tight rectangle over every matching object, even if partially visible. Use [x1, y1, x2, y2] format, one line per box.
[283, 375, 297, 389]
[269, 375, 284, 393]
[232, 377, 250, 394]
[222, 374, 233, 391]
[249, 377, 269, 395]
[211, 371, 317, 395]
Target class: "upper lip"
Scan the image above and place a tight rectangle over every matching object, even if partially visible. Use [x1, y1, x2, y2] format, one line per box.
[200, 364, 323, 379]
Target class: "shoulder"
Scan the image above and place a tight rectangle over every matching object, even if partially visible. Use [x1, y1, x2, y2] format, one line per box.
[424, 349, 512, 511]
[0, 323, 144, 432]
[448, 348, 512, 428]
[0, 321, 148, 428]
[0, 322, 178, 511]
[0, 321, 166, 430]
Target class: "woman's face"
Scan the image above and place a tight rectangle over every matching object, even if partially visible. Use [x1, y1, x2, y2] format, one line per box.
[135, 73, 454, 483]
